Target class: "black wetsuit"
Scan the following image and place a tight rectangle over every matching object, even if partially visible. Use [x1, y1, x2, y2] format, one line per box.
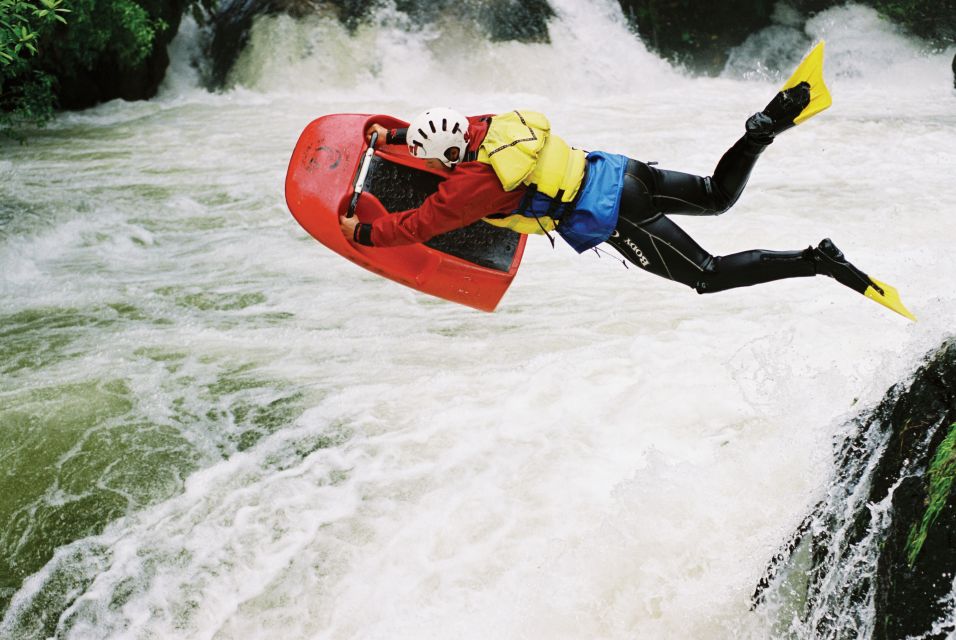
[604, 135, 816, 293]
[381, 122, 819, 293]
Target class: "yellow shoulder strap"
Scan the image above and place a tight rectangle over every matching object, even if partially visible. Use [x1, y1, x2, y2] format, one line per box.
[478, 110, 550, 190]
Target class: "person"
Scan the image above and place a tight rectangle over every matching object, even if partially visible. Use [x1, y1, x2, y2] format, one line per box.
[338, 90, 911, 318]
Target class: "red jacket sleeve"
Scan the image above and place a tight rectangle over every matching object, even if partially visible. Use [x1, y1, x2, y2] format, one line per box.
[370, 162, 525, 247]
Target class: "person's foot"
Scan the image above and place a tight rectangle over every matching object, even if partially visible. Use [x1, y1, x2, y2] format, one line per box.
[812, 238, 881, 296]
[745, 112, 775, 145]
[764, 81, 811, 129]
[745, 81, 812, 144]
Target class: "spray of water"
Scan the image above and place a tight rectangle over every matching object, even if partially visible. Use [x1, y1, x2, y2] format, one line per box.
[1, 1, 955, 638]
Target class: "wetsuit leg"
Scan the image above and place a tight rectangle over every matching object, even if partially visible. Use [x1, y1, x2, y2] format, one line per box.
[606, 212, 711, 285]
[633, 134, 768, 216]
[696, 247, 817, 293]
[605, 159, 817, 293]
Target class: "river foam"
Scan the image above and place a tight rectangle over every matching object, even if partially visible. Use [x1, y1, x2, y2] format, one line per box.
[1, 1, 955, 638]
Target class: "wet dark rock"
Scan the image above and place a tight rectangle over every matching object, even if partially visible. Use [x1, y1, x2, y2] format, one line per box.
[871, 347, 956, 640]
[754, 339, 956, 639]
[54, 1, 189, 110]
[205, 0, 554, 88]
[616, 0, 777, 74]
[952, 52, 955, 89]
[205, 0, 331, 88]
[618, 0, 956, 75]
[394, 0, 553, 43]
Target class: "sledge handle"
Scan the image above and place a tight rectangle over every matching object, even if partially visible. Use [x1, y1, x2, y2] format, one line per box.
[347, 131, 378, 218]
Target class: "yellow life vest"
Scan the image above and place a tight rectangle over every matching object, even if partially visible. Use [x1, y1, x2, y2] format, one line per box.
[477, 110, 587, 235]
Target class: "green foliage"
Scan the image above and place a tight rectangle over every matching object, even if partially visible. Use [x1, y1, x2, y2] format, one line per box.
[54, 0, 166, 71]
[1, 0, 173, 132]
[0, 0, 67, 129]
[0, 0, 68, 66]
[905, 423, 956, 566]
[0, 68, 54, 129]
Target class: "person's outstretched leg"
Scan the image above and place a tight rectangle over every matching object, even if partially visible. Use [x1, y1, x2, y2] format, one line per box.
[630, 82, 813, 218]
[606, 210, 818, 293]
[606, 82, 825, 293]
[641, 134, 768, 216]
[694, 247, 816, 293]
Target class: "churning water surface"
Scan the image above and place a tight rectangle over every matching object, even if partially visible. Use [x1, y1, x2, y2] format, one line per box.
[1, 1, 955, 638]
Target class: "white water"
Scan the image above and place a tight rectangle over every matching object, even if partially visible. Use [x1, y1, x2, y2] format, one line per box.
[1, 1, 955, 638]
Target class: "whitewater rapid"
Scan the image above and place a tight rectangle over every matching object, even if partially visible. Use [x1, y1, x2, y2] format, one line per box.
[1, 2, 954, 638]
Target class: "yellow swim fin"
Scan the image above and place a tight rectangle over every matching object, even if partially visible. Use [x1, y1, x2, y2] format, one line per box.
[780, 41, 832, 126]
[864, 278, 917, 322]
[815, 239, 916, 322]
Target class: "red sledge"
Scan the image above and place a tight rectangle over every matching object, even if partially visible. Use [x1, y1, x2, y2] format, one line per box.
[285, 114, 527, 312]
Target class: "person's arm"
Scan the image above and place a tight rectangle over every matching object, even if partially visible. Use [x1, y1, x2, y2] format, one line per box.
[366, 113, 490, 148]
[339, 171, 472, 247]
[341, 164, 523, 247]
[368, 176, 478, 246]
[342, 124, 412, 241]
[338, 215, 372, 245]
[365, 124, 407, 147]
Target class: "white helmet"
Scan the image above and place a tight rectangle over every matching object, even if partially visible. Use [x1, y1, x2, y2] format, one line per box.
[406, 107, 469, 168]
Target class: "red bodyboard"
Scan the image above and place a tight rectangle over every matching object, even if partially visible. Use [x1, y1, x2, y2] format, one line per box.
[285, 114, 527, 312]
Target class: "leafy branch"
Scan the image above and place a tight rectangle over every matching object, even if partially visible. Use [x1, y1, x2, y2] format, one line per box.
[0, 0, 69, 66]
